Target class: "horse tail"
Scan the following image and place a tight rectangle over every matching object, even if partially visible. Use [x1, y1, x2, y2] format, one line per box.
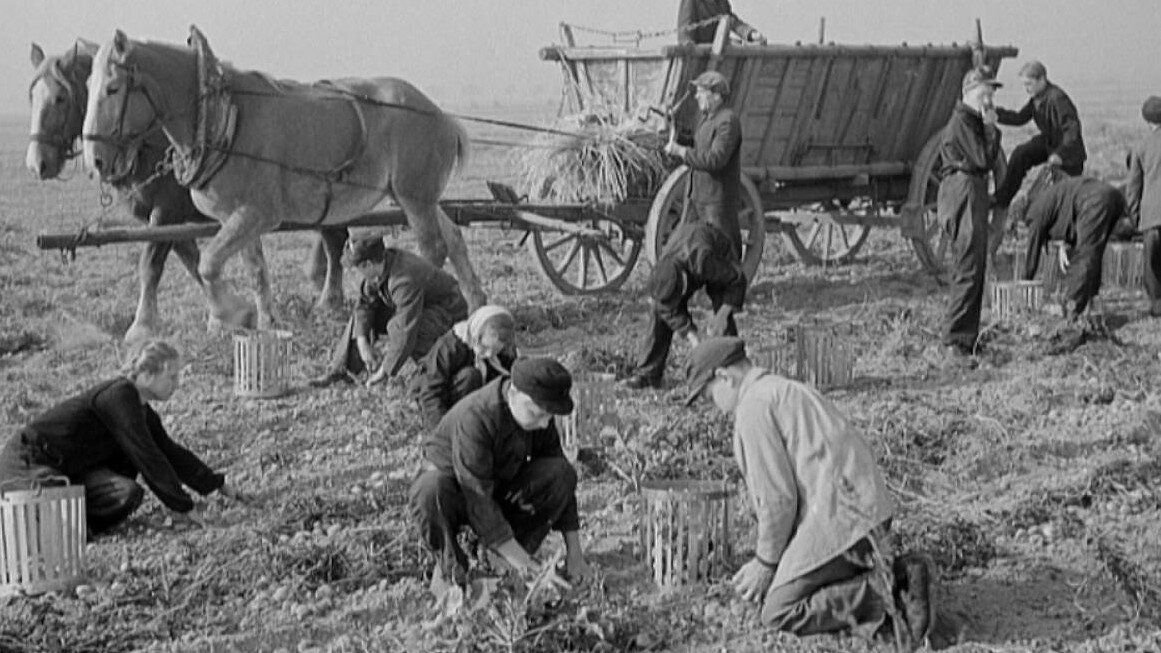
[449, 115, 470, 173]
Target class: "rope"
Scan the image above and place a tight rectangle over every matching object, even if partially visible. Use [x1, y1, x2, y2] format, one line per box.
[562, 15, 729, 46]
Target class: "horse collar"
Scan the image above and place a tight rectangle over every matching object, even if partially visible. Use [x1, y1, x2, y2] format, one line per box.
[171, 31, 237, 189]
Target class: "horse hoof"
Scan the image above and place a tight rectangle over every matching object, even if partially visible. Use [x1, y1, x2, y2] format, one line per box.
[123, 323, 156, 344]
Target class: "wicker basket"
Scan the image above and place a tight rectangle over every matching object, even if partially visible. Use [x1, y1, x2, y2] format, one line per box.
[233, 330, 293, 398]
[0, 485, 86, 596]
[990, 280, 1044, 320]
[639, 480, 732, 587]
[557, 372, 617, 461]
[756, 325, 853, 389]
[1102, 242, 1144, 289]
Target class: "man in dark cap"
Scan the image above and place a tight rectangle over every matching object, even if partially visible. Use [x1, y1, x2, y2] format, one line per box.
[309, 237, 468, 388]
[1127, 96, 1161, 315]
[410, 357, 592, 588]
[938, 68, 1005, 364]
[623, 220, 747, 389]
[993, 60, 1087, 211]
[677, 0, 766, 45]
[664, 69, 745, 258]
[1015, 170, 1125, 320]
[685, 336, 934, 650]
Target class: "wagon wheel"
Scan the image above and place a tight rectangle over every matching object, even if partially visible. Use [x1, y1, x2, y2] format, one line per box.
[779, 201, 873, 265]
[528, 213, 642, 295]
[905, 133, 948, 276]
[644, 165, 765, 283]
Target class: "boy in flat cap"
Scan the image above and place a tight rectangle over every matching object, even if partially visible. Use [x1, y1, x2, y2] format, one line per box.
[1014, 168, 1125, 320]
[665, 69, 745, 258]
[623, 220, 746, 389]
[677, 0, 766, 46]
[1126, 96, 1161, 315]
[993, 61, 1087, 211]
[309, 237, 468, 388]
[685, 336, 934, 650]
[938, 68, 1005, 363]
[410, 358, 592, 587]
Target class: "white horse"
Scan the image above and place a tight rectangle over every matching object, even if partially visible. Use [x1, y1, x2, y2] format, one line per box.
[83, 26, 486, 329]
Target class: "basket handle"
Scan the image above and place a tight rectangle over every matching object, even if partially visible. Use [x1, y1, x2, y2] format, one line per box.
[0, 474, 70, 498]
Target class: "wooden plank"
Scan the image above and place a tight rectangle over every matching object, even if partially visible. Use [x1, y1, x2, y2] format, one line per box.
[782, 55, 826, 166]
[539, 44, 1019, 62]
[837, 56, 886, 164]
[808, 56, 857, 166]
[746, 161, 910, 180]
[755, 57, 791, 166]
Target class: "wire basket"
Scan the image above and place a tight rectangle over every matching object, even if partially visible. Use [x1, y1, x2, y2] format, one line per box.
[639, 480, 732, 587]
[0, 484, 86, 596]
[1102, 241, 1144, 289]
[989, 280, 1044, 320]
[557, 372, 618, 461]
[755, 325, 854, 389]
[233, 330, 293, 398]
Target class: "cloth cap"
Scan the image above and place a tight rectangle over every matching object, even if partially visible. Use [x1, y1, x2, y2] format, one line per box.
[1143, 96, 1161, 124]
[1018, 60, 1048, 79]
[691, 70, 730, 96]
[345, 237, 386, 266]
[684, 336, 747, 406]
[511, 358, 574, 415]
[962, 67, 1002, 94]
[650, 258, 685, 304]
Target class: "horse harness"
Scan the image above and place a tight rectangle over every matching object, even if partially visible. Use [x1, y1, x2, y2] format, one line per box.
[29, 52, 87, 160]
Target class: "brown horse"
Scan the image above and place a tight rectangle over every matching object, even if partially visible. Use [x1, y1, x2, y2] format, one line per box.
[27, 40, 349, 341]
[82, 27, 487, 330]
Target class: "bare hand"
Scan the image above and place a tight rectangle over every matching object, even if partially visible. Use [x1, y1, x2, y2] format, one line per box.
[1058, 244, 1071, 273]
[685, 330, 701, 348]
[564, 555, 594, 584]
[1047, 153, 1064, 168]
[663, 141, 684, 158]
[365, 368, 389, 387]
[165, 510, 204, 530]
[748, 30, 767, 45]
[732, 558, 775, 604]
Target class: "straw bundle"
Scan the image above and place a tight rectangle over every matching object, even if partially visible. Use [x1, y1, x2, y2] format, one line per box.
[517, 113, 667, 206]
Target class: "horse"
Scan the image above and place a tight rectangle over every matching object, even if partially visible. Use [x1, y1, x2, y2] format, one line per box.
[27, 40, 350, 342]
[82, 27, 487, 331]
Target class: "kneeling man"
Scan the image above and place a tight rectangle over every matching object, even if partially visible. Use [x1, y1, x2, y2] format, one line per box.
[685, 337, 933, 647]
[410, 358, 591, 585]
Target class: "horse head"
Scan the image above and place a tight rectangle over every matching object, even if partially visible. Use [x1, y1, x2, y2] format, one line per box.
[1008, 163, 1063, 226]
[83, 29, 192, 183]
[26, 39, 97, 179]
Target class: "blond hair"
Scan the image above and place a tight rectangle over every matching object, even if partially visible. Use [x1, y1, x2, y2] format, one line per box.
[120, 339, 180, 379]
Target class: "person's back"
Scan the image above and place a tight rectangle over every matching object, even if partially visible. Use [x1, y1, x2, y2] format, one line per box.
[677, 0, 765, 45]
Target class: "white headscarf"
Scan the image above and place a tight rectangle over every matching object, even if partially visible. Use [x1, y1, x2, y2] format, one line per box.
[452, 304, 515, 376]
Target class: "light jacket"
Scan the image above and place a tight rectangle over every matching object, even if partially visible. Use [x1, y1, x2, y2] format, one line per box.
[732, 367, 895, 594]
[1127, 129, 1161, 232]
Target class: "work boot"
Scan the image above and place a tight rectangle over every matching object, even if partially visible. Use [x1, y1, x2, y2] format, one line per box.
[621, 374, 661, 390]
[940, 344, 977, 370]
[893, 554, 935, 648]
[308, 369, 355, 388]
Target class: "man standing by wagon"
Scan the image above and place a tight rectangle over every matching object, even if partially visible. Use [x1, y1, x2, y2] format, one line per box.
[684, 337, 933, 648]
[664, 70, 745, 259]
[677, 0, 766, 45]
[939, 68, 1005, 363]
[992, 61, 1086, 212]
[410, 358, 592, 587]
[1126, 96, 1161, 316]
[309, 237, 468, 388]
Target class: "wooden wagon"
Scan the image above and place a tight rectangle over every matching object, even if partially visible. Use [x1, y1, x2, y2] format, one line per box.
[541, 19, 1018, 283]
[37, 19, 1017, 296]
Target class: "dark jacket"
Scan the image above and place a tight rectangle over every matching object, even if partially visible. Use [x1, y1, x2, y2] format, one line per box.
[685, 105, 744, 218]
[1023, 176, 1124, 280]
[996, 83, 1086, 169]
[1127, 129, 1161, 231]
[421, 378, 580, 546]
[354, 248, 468, 377]
[939, 102, 1003, 178]
[8, 378, 223, 512]
[656, 222, 747, 335]
[416, 331, 516, 428]
[677, 0, 756, 44]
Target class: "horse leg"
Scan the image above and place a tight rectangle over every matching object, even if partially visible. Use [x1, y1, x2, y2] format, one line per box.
[170, 238, 204, 287]
[239, 237, 277, 330]
[124, 241, 173, 343]
[397, 196, 449, 269]
[436, 208, 487, 311]
[198, 210, 270, 330]
[314, 228, 348, 316]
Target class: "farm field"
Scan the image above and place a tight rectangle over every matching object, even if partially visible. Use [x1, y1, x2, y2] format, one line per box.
[2, 90, 1161, 653]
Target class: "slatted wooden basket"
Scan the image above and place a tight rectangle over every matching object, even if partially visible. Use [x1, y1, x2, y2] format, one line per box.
[557, 372, 618, 461]
[639, 480, 732, 587]
[233, 330, 293, 398]
[989, 280, 1044, 320]
[0, 484, 86, 596]
[756, 325, 854, 389]
[1102, 241, 1144, 289]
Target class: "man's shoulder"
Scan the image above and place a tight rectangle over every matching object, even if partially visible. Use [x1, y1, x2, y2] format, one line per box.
[1044, 84, 1078, 107]
[441, 377, 505, 429]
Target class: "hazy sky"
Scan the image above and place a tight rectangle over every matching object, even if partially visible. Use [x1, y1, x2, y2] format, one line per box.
[6, 0, 1161, 117]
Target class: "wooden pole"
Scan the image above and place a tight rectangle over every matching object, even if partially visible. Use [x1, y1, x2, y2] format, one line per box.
[818, 17, 826, 45]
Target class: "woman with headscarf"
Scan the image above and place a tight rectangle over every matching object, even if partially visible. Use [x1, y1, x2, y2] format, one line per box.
[416, 305, 519, 428]
[0, 340, 246, 534]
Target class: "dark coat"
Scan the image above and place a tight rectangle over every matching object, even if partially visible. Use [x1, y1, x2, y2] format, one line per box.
[656, 222, 747, 335]
[685, 106, 744, 219]
[1, 378, 223, 512]
[677, 0, 756, 44]
[354, 248, 468, 377]
[996, 83, 1086, 169]
[421, 378, 580, 546]
[939, 102, 1003, 178]
[416, 331, 516, 428]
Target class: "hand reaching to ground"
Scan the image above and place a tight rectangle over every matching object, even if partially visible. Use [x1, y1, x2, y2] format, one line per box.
[732, 557, 775, 604]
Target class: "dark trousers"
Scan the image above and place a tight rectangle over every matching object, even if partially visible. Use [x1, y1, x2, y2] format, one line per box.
[325, 302, 453, 376]
[689, 201, 742, 260]
[633, 294, 738, 383]
[1145, 228, 1161, 306]
[409, 457, 578, 579]
[0, 436, 144, 534]
[1061, 200, 1120, 315]
[762, 537, 888, 639]
[941, 173, 990, 349]
[994, 135, 1084, 207]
